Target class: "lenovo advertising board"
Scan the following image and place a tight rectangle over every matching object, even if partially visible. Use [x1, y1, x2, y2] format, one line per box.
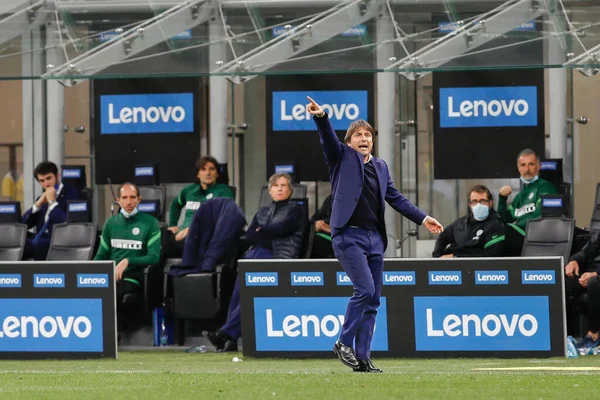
[93, 77, 201, 184]
[0, 262, 116, 359]
[266, 74, 374, 182]
[239, 258, 565, 358]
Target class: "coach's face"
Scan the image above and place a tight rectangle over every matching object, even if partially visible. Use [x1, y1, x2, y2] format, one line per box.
[347, 127, 373, 158]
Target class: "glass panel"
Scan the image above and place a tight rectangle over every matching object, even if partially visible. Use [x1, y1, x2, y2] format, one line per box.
[0, 1, 593, 79]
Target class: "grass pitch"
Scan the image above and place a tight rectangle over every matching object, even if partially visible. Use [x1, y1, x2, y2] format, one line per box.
[0, 352, 599, 399]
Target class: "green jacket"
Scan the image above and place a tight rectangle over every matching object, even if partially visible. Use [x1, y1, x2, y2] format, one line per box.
[497, 177, 557, 234]
[94, 212, 161, 284]
[168, 183, 234, 229]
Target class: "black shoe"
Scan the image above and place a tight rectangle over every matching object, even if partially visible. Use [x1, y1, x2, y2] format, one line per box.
[353, 359, 383, 373]
[203, 330, 227, 351]
[333, 339, 359, 369]
[216, 339, 238, 353]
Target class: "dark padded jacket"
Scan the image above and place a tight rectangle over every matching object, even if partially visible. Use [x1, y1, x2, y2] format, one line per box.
[245, 199, 306, 259]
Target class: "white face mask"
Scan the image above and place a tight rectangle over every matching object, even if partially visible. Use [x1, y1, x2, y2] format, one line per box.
[520, 175, 539, 185]
[471, 203, 490, 221]
[120, 207, 138, 218]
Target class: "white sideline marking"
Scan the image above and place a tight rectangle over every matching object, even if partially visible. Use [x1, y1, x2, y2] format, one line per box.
[473, 367, 600, 371]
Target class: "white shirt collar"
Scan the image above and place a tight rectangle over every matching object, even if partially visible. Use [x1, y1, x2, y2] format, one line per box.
[364, 154, 373, 164]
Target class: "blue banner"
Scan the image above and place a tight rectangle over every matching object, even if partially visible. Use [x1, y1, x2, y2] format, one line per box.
[0, 299, 103, 352]
[100, 93, 194, 134]
[272, 90, 368, 131]
[414, 296, 550, 351]
[439, 86, 537, 128]
[254, 297, 388, 351]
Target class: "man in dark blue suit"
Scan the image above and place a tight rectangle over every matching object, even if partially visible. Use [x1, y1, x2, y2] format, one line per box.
[307, 96, 443, 373]
[22, 162, 81, 260]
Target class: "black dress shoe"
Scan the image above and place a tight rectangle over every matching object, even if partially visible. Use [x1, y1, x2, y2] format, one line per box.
[203, 330, 227, 350]
[333, 339, 359, 369]
[216, 339, 238, 353]
[353, 359, 383, 373]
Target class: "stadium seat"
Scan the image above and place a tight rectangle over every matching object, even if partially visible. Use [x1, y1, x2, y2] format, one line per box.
[46, 222, 97, 261]
[521, 217, 574, 262]
[138, 186, 167, 222]
[0, 223, 27, 261]
[166, 242, 240, 344]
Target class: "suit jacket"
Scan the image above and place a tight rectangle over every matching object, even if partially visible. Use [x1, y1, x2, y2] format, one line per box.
[22, 183, 81, 237]
[314, 115, 426, 250]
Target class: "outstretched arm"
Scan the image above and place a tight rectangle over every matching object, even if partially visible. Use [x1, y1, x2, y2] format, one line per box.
[307, 96, 343, 166]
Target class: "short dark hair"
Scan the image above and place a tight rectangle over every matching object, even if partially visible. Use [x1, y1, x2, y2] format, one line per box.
[33, 161, 58, 179]
[117, 182, 140, 197]
[468, 184, 493, 203]
[196, 156, 220, 175]
[344, 119, 374, 144]
[516, 148, 539, 163]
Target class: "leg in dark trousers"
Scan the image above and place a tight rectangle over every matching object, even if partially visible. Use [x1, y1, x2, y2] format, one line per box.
[333, 227, 384, 360]
[220, 246, 273, 340]
[503, 225, 525, 256]
[116, 278, 144, 335]
[587, 277, 600, 334]
[163, 231, 185, 259]
[311, 234, 335, 258]
[354, 239, 384, 361]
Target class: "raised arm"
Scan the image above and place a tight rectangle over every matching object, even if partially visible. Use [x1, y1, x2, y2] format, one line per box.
[307, 96, 343, 166]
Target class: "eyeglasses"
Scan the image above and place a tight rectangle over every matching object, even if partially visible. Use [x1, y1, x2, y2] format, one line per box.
[469, 199, 490, 207]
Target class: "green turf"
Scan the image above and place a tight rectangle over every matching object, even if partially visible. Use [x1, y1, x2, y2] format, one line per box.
[0, 352, 599, 399]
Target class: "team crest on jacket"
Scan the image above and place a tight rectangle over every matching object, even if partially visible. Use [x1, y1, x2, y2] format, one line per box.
[528, 192, 534, 200]
[132, 227, 140, 235]
[476, 229, 483, 236]
[207, 193, 214, 200]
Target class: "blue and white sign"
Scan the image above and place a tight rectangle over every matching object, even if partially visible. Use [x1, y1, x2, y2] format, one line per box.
[135, 166, 154, 177]
[0, 274, 21, 288]
[290, 272, 324, 286]
[245, 272, 279, 286]
[439, 86, 537, 128]
[336, 272, 353, 286]
[540, 161, 557, 170]
[542, 198, 562, 208]
[100, 93, 194, 134]
[522, 270, 556, 285]
[414, 296, 550, 351]
[429, 271, 462, 285]
[0, 299, 103, 352]
[138, 203, 157, 213]
[100, 29, 191, 43]
[77, 274, 110, 288]
[275, 165, 295, 174]
[0, 204, 16, 214]
[254, 296, 388, 351]
[33, 274, 65, 288]
[62, 169, 81, 178]
[273, 90, 368, 131]
[383, 271, 416, 285]
[272, 25, 366, 38]
[438, 20, 536, 33]
[475, 270, 509, 285]
[68, 203, 88, 212]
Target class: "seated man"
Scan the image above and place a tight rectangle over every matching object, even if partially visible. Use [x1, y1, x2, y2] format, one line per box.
[22, 161, 81, 260]
[94, 182, 161, 337]
[310, 194, 335, 258]
[433, 185, 505, 258]
[164, 156, 234, 258]
[564, 231, 600, 354]
[203, 173, 306, 352]
[498, 149, 557, 256]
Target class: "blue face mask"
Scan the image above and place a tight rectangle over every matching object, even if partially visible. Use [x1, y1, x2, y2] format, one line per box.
[471, 203, 489, 221]
[520, 175, 539, 185]
[120, 207, 138, 219]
